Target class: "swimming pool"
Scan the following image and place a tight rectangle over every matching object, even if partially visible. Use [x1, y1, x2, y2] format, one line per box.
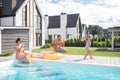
[0, 60, 120, 80]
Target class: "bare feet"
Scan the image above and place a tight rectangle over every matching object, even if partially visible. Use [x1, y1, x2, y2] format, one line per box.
[90, 57, 94, 59]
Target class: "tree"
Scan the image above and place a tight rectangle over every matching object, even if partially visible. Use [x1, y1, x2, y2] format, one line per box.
[87, 25, 103, 38]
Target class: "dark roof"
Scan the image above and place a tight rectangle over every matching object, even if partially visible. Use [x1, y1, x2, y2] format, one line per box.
[48, 13, 80, 29]
[0, 0, 25, 17]
[12, 0, 25, 15]
[0, 0, 2, 3]
[108, 26, 120, 29]
[48, 15, 60, 29]
[103, 29, 108, 33]
[113, 26, 120, 28]
[67, 14, 79, 28]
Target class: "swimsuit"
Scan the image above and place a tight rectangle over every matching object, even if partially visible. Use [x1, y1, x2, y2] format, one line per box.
[58, 47, 63, 52]
[85, 43, 90, 48]
[16, 51, 24, 57]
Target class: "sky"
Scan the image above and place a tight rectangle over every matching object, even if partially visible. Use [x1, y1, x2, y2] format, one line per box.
[37, 0, 120, 29]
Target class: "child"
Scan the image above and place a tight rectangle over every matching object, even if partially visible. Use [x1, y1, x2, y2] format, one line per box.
[83, 35, 93, 59]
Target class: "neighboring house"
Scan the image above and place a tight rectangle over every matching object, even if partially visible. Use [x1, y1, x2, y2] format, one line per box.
[108, 27, 120, 50]
[103, 29, 108, 38]
[0, 0, 45, 53]
[44, 13, 86, 40]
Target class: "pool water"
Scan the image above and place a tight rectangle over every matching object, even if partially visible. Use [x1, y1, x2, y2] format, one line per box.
[0, 60, 120, 80]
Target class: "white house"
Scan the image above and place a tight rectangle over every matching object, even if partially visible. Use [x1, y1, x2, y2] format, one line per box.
[44, 13, 86, 40]
[0, 0, 45, 53]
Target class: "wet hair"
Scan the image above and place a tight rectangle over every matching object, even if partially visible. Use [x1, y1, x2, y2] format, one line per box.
[15, 38, 22, 43]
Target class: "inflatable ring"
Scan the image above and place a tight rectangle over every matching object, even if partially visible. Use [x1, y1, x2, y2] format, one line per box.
[29, 54, 36, 58]
[43, 53, 62, 60]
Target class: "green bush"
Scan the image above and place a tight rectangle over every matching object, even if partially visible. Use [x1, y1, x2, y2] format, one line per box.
[101, 42, 106, 47]
[41, 43, 50, 49]
[45, 39, 51, 43]
[98, 42, 106, 47]
[65, 38, 85, 47]
[114, 36, 120, 43]
[80, 40, 86, 47]
[106, 39, 111, 47]
[93, 41, 98, 47]
[74, 39, 81, 47]
[0, 51, 14, 56]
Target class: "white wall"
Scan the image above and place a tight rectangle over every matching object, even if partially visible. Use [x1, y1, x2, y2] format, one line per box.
[1, 17, 14, 26]
[48, 28, 66, 40]
[15, 0, 29, 26]
[67, 27, 78, 39]
[42, 17, 45, 46]
[82, 26, 86, 38]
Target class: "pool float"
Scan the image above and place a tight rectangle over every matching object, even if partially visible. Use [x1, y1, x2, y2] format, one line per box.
[29, 54, 36, 58]
[38, 51, 62, 60]
[43, 53, 62, 60]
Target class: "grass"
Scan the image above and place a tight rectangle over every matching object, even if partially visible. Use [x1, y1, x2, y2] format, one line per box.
[33, 47, 120, 57]
[0, 51, 14, 56]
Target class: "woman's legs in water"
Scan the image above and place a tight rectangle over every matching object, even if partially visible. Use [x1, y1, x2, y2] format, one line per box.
[16, 54, 31, 63]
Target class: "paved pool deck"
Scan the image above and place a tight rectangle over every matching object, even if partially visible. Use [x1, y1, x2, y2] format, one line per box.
[61, 54, 120, 66]
[0, 54, 120, 66]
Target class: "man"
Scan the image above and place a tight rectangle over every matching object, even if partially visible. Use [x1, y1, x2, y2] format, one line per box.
[51, 35, 67, 53]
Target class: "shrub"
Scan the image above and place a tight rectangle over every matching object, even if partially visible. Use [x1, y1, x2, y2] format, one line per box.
[45, 39, 51, 43]
[0, 51, 14, 56]
[74, 39, 81, 47]
[93, 41, 98, 47]
[80, 40, 86, 47]
[41, 43, 50, 49]
[106, 39, 111, 47]
[114, 36, 120, 43]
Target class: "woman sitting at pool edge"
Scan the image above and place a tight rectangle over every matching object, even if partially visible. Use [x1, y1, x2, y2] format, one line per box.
[15, 38, 31, 64]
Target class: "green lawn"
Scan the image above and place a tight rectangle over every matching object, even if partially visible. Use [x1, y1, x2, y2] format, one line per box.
[33, 47, 120, 57]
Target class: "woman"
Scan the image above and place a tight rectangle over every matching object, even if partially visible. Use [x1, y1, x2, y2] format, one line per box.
[15, 38, 31, 63]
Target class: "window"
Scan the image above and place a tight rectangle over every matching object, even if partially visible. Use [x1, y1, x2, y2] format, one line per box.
[48, 35, 52, 41]
[67, 34, 72, 39]
[36, 15, 41, 29]
[22, 5, 27, 26]
[36, 6, 42, 29]
[54, 34, 58, 39]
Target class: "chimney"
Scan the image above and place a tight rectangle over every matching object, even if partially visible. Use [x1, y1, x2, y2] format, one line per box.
[44, 14, 49, 39]
[60, 12, 67, 39]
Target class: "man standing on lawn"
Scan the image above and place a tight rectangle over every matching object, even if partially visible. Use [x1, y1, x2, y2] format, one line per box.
[51, 35, 67, 53]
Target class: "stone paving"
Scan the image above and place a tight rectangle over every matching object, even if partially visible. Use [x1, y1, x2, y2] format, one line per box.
[0, 54, 120, 66]
[61, 54, 120, 66]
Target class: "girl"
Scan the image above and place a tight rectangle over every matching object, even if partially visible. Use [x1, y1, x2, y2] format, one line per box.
[83, 35, 93, 59]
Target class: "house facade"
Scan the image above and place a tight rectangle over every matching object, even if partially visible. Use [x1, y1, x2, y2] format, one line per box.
[108, 27, 120, 50]
[0, 0, 45, 53]
[45, 13, 86, 40]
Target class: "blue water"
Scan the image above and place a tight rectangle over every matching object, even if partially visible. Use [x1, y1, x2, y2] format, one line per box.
[0, 60, 120, 80]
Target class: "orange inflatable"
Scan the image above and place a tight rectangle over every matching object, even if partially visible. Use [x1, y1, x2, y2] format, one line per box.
[29, 54, 36, 58]
[43, 52, 62, 60]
